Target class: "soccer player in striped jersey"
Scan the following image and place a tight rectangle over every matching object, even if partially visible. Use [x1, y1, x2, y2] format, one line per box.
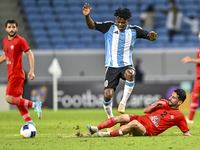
[87, 89, 192, 137]
[182, 31, 200, 124]
[82, 3, 157, 131]
[0, 20, 42, 127]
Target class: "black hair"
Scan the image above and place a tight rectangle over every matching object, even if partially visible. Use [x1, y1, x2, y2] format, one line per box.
[5, 20, 18, 27]
[114, 7, 132, 20]
[174, 89, 186, 102]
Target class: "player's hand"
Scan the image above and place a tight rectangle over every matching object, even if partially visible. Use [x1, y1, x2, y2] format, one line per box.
[156, 101, 166, 107]
[182, 56, 191, 64]
[28, 71, 35, 80]
[147, 31, 157, 41]
[82, 3, 92, 16]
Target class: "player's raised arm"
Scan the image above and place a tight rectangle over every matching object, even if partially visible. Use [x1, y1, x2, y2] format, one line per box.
[0, 52, 6, 64]
[182, 56, 200, 65]
[82, 3, 95, 29]
[147, 31, 157, 41]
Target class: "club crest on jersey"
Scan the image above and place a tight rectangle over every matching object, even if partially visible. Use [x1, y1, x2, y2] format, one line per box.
[170, 115, 175, 120]
[10, 45, 14, 50]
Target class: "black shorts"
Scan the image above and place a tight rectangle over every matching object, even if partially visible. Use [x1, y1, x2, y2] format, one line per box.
[104, 65, 135, 91]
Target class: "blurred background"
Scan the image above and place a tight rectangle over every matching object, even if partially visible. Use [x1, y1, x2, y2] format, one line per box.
[0, 0, 199, 110]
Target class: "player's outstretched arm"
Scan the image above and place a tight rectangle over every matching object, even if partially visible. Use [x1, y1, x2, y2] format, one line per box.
[0, 52, 6, 64]
[182, 56, 200, 65]
[82, 3, 95, 29]
[147, 31, 157, 41]
[25, 50, 35, 80]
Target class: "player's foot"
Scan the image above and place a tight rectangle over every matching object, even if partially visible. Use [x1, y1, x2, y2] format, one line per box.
[34, 101, 42, 119]
[186, 118, 194, 124]
[87, 125, 98, 135]
[107, 126, 114, 132]
[27, 121, 36, 127]
[97, 131, 111, 137]
[118, 103, 125, 114]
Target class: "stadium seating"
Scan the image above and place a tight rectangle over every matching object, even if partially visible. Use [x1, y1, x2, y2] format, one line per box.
[21, 0, 200, 49]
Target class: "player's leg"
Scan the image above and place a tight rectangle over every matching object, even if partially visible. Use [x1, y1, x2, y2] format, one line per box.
[6, 78, 42, 119]
[87, 114, 130, 135]
[97, 120, 146, 137]
[118, 67, 135, 114]
[187, 79, 200, 124]
[103, 67, 121, 131]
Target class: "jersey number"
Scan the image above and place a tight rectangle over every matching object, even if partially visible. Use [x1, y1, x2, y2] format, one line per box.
[161, 111, 167, 118]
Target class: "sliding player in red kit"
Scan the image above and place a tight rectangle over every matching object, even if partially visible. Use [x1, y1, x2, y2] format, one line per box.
[0, 20, 42, 127]
[87, 89, 191, 137]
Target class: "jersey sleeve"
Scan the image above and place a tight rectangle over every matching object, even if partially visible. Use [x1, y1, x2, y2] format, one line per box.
[20, 38, 30, 52]
[94, 21, 114, 34]
[129, 25, 149, 39]
[176, 113, 190, 133]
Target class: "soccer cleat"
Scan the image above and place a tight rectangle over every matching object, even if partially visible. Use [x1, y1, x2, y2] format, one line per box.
[107, 126, 114, 132]
[186, 118, 194, 124]
[97, 131, 111, 137]
[34, 101, 42, 119]
[118, 103, 125, 114]
[27, 121, 36, 127]
[87, 125, 98, 135]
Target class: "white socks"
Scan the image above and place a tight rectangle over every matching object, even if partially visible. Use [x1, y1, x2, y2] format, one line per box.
[103, 102, 114, 118]
[120, 80, 134, 106]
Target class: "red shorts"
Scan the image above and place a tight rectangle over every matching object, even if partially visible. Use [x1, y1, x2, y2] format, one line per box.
[192, 78, 200, 94]
[6, 78, 25, 96]
[128, 114, 155, 136]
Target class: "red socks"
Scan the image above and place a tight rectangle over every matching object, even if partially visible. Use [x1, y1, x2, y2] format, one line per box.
[110, 128, 122, 136]
[188, 93, 199, 120]
[97, 117, 116, 130]
[17, 106, 32, 122]
[12, 97, 34, 108]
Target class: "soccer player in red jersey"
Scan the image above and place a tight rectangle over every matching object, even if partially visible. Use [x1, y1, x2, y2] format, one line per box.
[0, 20, 42, 127]
[182, 31, 200, 124]
[87, 89, 192, 137]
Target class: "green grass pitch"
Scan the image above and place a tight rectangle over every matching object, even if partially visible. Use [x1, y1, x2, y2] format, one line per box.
[0, 108, 200, 150]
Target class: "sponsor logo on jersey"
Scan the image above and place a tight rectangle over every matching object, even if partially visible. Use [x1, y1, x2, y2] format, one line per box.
[150, 115, 160, 127]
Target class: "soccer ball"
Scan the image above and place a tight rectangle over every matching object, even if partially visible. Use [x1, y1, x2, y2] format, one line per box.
[20, 124, 37, 138]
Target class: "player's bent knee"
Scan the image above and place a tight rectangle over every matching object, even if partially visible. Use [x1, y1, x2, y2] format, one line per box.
[6, 95, 13, 104]
[130, 120, 140, 128]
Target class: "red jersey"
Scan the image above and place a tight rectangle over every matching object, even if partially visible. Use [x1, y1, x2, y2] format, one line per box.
[140, 99, 189, 136]
[3, 35, 30, 80]
[196, 47, 200, 78]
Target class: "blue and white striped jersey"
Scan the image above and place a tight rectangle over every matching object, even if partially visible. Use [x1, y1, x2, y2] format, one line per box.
[95, 21, 149, 68]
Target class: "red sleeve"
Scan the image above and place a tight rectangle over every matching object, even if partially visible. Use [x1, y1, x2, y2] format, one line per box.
[176, 113, 189, 132]
[20, 38, 30, 52]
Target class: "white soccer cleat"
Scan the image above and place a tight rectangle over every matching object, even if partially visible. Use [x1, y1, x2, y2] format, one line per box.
[87, 125, 98, 135]
[118, 103, 125, 114]
[186, 118, 194, 124]
[97, 131, 111, 137]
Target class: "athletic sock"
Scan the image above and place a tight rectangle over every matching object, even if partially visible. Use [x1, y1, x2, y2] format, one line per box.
[188, 93, 199, 120]
[17, 106, 32, 122]
[120, 80, 134, 105]
[97, 117, 116, 130]
[12, 97, 34, 108]
[103, 99, 114, 118]
[110, 129, 123, 137]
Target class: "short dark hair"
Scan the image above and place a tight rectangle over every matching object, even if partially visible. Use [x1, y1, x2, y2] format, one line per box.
[5, 20, 18, 27]
[114, 7, 132, 20]
[174, 89, 186, 102]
